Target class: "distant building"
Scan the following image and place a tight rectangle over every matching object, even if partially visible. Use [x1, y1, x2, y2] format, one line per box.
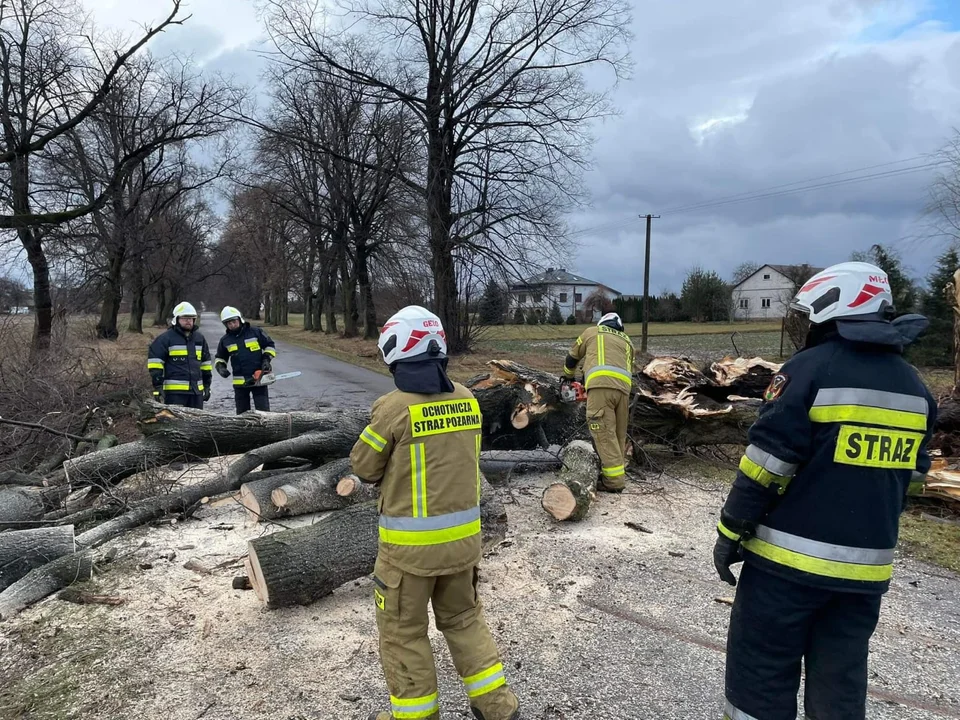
[509, 268, 621, 322]
[731, 264, 822, 320]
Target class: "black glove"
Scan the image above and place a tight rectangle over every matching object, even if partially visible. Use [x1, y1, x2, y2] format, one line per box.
[216, 363, 230, 379]
[203, 387, 211, 402]
[152, 389, 164, 404]
[261, 356, 273, 373]
[713, 533, 743, 586]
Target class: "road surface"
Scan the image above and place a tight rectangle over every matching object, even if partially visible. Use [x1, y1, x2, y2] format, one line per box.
[199, 313, 394, 414]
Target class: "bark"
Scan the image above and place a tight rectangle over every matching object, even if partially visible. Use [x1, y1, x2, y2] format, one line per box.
[267, 458, 360, 517]
[246, 477, 507, 608]
[0, 487, 45, 525]
[478, 450, 564, 482]
[0, 525, 76, 592]
[0, 551, 93, 620]
[153, 283, 167, 327]
[356, 240, 378, 340]
[127, 261, 145, 333]
[541, 441, 600, 522]
[62, 404, 368, 487]
[96, 244, 125, 340]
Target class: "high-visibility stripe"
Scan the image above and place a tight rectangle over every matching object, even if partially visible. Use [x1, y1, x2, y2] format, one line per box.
[738, 456, 791, 491]
[264, 347, 277, 357]
[390, 692, 438, 719]
[585, 365, 632, 388]
[907, 471, 926, 497]
[379, 506, 481, 546]
[162, 381, 191, 391]
[194, 349, 202, 359]
[410, 443, 427, 518]
[602, 465, 625, 478]
[743, 525, 894, 582]
[476, 434, 482, 504]
[724, 700, 760, 720]
[200, 362, 212, 371]
[168, 345, 188, 357]
[147, 357, 165, 369]
[562, 366, 576, 377]
[717, 521, 741, 542]
[809, 387, 927, 431]
[598, 333, 606, 366]
[214, 358, 227, 366]
[743, 444, 797, 478]
[233, 378, 247, 386]
[463, 663, 507, 698]
[227, 344, 239, 353]
[360, 426, 387, 452]
[245, 340, 261, 351]
[576, 336, 583, 346]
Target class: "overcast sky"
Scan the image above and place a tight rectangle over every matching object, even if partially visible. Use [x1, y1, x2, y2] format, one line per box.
[62, 0, 960, 293]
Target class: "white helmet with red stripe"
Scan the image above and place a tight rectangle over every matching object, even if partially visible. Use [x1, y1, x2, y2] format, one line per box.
[790, 262, 893, 324]
[378, 305, 447, 365]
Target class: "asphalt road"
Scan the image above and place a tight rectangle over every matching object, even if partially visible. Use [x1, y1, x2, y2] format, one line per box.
[199, 312, 395, 414]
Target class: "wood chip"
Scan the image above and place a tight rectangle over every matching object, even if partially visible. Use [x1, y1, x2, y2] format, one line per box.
[624, 521, 654, 534]
[714, 597, 735, 606]
[57, 588, 124, 606]
[184, 559, 212, 575]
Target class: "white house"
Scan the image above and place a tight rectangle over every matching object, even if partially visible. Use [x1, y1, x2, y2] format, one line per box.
[510, 268, 621, 322]
[731, 264, 822, 321]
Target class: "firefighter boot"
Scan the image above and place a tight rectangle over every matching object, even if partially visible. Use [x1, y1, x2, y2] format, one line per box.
[470, 687, 520, 720]
[471, 695, 521, 720]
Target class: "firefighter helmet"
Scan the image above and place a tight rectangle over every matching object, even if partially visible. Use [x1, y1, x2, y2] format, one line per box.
[598, 312, 624, 331]
[378, 306, 447, 365]
[220, 306, 243, 325]
[172, 301, 198, 325]
[791, 262, 894, 324]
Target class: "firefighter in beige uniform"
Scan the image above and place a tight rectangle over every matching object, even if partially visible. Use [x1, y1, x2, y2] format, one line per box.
[562, 312, 635, 491]
[351, 305, 520, 720]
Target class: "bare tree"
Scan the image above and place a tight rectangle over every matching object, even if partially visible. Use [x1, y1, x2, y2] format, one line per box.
[263, 0, 631, 351]
[731, 262, 760, 285]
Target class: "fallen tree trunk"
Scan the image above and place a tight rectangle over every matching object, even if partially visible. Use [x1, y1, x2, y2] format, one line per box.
[478, 449, 564, 482]
[238, 474, 298, 522]
[62, 403, 368, 487]
[0, 487, 46, 526]
[246, 477, 508, 609]
[268, 459, 358, 517]
[541, 441, 600, 522]
[0, 551, 93, 620]
[0, 525, 76, 592]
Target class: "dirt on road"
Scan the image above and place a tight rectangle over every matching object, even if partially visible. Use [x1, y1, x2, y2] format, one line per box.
[1, 462, 958, 720]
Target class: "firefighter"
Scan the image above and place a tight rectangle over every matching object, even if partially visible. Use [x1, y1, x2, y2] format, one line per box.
[714, 262, 936, 720]
[561, 312, 635, 491]
[350, 306, 520, 720]
[147, 301, 213, 409]
[214, 306, 278, 414]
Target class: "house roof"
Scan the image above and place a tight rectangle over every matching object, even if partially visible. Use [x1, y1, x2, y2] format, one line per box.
[511, 268, 621, 295]
[732, 263, 824, 290]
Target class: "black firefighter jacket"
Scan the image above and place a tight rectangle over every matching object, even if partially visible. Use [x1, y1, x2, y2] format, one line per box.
[214, 323, 277, 388]
[147, 326, 213, 396]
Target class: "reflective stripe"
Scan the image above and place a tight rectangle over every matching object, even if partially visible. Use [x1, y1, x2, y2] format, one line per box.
[411, 443, 427, 517]
[809, 388, 927, 431]
[214, 358, 227, 366]
[226, 344, 239, 353]
[233, 378, 247, 386]
[585, 365, 632, 388]
[245, 339, 261, 351]
[168, 345, 188, 357]
[163, 381, 191, 391]
[476, 434, 482, 503]
[391, 692, 438, 719]
[738, 456, 791, 490]
[744, 445, 797, 478]
[602, 465, 625, 478]
[147, 357, 165, 369]
[717, 521, 741, 542]
[200, 362, 213, 371]
[598, 333, 606, 365]
[743, 525, 894, 582]
[378, 506, 482, 546]
[724, 700, 760, 720]
[360, 426, 387, 452]
[463, 662, 507, 699]
[576, 336, 583, 346]
[264, 347, 277, 357]
[194, 349, 202, 359]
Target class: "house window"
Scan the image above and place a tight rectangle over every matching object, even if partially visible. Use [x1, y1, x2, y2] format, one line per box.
[761, 298, 771, 309]
[763, 274, 771, 280]
[574, 293, 583, 303]
[533, 293, 542, 303]
[519, 293, 526, 304]
[738, 298, 749, 309]
[559, 292, 568, 303]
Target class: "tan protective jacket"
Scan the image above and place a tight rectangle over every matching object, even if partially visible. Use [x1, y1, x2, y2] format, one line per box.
[563, 325, 635, 394]
[350, 383, 483, 576]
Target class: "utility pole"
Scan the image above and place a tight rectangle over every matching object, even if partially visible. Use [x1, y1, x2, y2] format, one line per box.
[640, 214, 660, 354]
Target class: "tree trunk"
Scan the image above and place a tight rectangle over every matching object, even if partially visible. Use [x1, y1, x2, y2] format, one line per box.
[153, 283, 167, 326]
[0, 551, 93, 621]
[323, 264, 338, 335]
[541, 441, 600, 522]
[128, 263, 145, 334]
[96, 244, 126, 340]
[245, 477, 507, 609]
[62, 404, 369, 487]
[0, 487, 45, 525]
[0, 525, 76, 592]
[356, 239, 378, 340]
[262, 459, 359, 517]
[425, 121, 460, 352]
[239, 473, 301, 521]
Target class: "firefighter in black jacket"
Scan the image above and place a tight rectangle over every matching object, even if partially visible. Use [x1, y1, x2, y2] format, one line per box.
[214, 306, 278, 414]
[147, 301, 213, 409]
[714, 262, 936, 720]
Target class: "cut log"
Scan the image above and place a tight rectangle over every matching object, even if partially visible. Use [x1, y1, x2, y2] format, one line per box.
[238, 475, 299, 522]
[0, 551, 93, 620]
[0, 487, 45, 526]
[62, 403, 369, 487]
[0, 525, 76, 592]
[541, 441, 600, 522]
[334, 474, 381, 502]
[0, 471, 47, 487]
[265, 459, 360, 517]
[246, 477, 508, 609]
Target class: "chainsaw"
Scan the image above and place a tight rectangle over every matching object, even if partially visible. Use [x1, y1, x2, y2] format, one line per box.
[243, 370, 302, 387]
[560, 379, 586, 403]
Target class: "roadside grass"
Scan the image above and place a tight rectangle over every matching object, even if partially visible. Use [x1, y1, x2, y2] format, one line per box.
[899, 511, 960, 573]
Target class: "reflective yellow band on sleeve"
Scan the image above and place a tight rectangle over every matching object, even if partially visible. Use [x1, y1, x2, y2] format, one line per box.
[360, 426, 387, 452]
[738, 455, 792, 491]
[233, 378, 247, 386]
[264, 347, 277, 357]
[200, 362, 213, 371]
[147, 361, 164, 370]
[717, 521, 741, 542]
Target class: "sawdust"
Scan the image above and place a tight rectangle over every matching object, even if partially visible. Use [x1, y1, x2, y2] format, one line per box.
[1, 464, 959, 720]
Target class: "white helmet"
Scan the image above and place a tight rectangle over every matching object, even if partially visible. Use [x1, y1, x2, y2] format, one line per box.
[791, 262, 893, 324]
[378, 305, 447, 365]
[598, 312, 623, 330]
[172, 301, 198, 324]
[220, 306, 243, 324]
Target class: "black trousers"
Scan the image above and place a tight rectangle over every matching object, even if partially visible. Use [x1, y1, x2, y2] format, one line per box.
[724, 563, 882, 720]
[164, 392, 203, 410]
[234, 386, 270, 414]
